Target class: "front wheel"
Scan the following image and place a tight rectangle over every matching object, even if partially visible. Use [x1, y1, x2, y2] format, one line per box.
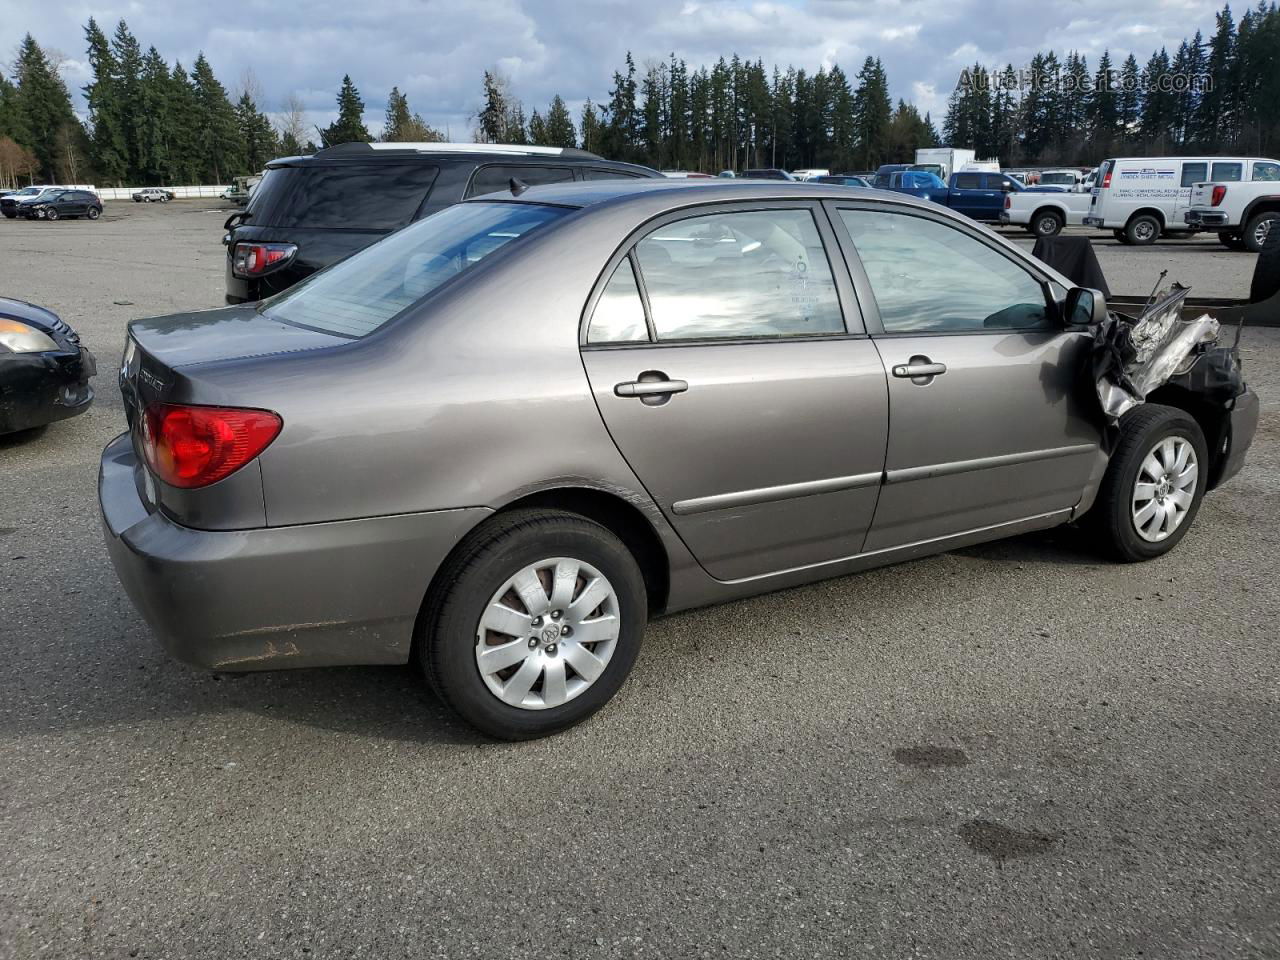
[418, 509, 647, 740]
[44, 208, 58, 221]
[1089, 405, 1208, 562]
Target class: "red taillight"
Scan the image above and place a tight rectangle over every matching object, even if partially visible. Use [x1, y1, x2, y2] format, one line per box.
[232, 242, 297, 278]
[1004, 194, 1012, 209]
[141, 403, 282, 489]
[1101, 168, 1113, 188]
[1211, 185, 1227, 206]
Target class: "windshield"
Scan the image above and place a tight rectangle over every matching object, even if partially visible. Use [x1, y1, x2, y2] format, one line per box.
[1041, 173, 1077, 186]
[262, 201, 570, 338]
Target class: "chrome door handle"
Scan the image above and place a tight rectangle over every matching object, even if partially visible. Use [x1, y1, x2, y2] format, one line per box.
[892, 356, 947, 385]
[614, 379, 688, 398]
[892, 362, 946, 378]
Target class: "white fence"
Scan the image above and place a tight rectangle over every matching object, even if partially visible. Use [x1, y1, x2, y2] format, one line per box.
[96, 185, 229, 201]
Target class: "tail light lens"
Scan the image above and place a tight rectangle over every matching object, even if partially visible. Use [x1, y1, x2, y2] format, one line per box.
[1004, 194, 1012, 209]
[1101, 168, 1113, 188]
[141, 403, 282, 489]
[232, 242, 297, 278]
[1211, 185, 1227, 206]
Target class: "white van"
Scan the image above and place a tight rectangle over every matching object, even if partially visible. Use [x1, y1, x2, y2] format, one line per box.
[1083, 156, 1280, 244]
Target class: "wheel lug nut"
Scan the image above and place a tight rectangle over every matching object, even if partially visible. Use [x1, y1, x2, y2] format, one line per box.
[531, 616, 543, 627]
[528, 637, 539, 649]
[551, 610, 562, 621]
[560, 625, 572, 637]
[546, 644, 558, 656]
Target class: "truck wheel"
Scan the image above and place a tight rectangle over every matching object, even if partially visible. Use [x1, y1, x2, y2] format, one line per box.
[417, 509, 647, 740]
[1032, 210, 1064, 237]
[1243, 212, 1279, 253]
[1125, 214, 1161, 245]
[1218, 231, 1246, 251]
[1089, 404, 1208, 562]
[1250, 225, 1280, 303]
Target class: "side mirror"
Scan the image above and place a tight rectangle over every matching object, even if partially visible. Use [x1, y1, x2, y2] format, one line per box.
[1064, 286, 1107, 326]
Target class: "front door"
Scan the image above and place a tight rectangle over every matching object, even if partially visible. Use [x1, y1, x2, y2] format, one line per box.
[828, 202, 1104, 552]
[581, 203, 889, 582]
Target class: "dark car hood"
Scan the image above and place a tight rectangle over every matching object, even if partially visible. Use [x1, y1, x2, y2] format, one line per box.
[0, 297, 64, 333]
[128, 305, 349, 369]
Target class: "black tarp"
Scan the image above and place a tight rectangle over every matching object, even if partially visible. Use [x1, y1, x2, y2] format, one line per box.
[1031, 235, 1110, 296]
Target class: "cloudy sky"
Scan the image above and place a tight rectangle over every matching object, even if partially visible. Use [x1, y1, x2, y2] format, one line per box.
[4, 0, 1227, 138]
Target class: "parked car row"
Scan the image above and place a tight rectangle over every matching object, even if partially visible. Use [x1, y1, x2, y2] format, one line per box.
[0, 187, 103, 221]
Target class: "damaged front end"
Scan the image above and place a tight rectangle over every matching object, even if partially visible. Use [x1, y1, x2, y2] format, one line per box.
[1092, 283, 1259, 488]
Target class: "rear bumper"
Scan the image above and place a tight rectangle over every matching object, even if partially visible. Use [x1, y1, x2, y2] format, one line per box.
[99, 432, 491, 671]
[0, 347, 95, 434]
[1214, 386, 1260, 489]
[1184, 210, 1229, 228]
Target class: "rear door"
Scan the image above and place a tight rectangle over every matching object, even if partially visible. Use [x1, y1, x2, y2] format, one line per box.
[827, 201, 1103, 551]
[580, 202, 889, 581]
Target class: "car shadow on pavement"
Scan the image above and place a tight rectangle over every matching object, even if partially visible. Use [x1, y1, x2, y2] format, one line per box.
[953, 526, 1107, 568]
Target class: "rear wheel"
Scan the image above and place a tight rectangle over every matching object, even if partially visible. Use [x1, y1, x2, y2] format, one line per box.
[418, 509, 647, 740]
[1032, 210, 1064, 237]
[1090, 404, 1208, 562]
[1125, 214, 1160, 245]
[1243, 211, 1279, 253]
[87, 207, 100, 220]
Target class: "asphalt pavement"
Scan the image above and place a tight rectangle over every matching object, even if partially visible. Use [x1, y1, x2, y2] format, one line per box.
[2, 203, 1277, 959]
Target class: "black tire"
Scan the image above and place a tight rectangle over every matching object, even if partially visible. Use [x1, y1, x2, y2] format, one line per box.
[1125, 213, 1160, 245]
[2, 212, 14, 219]
[1113, 229, 1130, 245]
[1089, 404, 1209, 562]
[417, 509, 648, 740]
[87, 207, 100, 220]
[1218, 231, 1246, 251]
[1032, 209, 1064, 237]
[44, 208, 58, 221]
[1242, 211, 1279, 254]
[1250, 221, 1280, 303]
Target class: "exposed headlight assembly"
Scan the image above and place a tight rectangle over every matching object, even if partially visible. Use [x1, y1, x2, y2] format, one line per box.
[0, 318, 59, 353]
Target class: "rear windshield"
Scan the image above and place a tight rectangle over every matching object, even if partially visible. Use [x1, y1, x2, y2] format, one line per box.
[262, 201, 570, 337]
[1040, 173, 1077, 186]
[247, 163, 439, 230]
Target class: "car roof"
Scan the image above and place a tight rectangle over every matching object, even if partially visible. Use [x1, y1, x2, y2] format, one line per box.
[468, 178, 946, 214]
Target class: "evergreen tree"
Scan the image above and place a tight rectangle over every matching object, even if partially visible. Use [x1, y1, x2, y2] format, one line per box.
[1087, 50, 1119, 154]
[236, 91, 278, 170]
[477, 71, 509, 143]
[321, 74, 370, 147]
[83, 17, 127, 183]
[191, 53, 244, 180]
[11, 34, 78, 181]
[604, 53, 639, 162]
[111, 20, 145, 180]
[543, 95, 576, 148]
[166, 62, 201, 183]
[1195, 5, 1236, 148]
[1117, 54, 1142, 146]
[138, 47, 172, 182]
[579, 99, 602, 153]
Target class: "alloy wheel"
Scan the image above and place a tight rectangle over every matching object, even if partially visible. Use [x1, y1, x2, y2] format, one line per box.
[1253, 217, 1273, 248]
[1131, 436, 1198, 543]
[475, 557, 620, 710]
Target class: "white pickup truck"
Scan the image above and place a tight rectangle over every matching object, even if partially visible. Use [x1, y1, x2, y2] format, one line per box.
[1183, 172, 1280, 251]
[998, 189, 1093, 237]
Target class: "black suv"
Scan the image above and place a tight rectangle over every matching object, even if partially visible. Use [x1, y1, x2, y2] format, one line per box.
[224, 143, 660, 303]
[18, 189, 103, 221]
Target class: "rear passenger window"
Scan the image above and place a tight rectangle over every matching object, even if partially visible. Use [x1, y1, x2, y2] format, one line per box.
[1253, 161, 1280, 182]
[268, 164, 439, 230]
[953, 174, 982, 190]
[1181, 163, 1208, 186]
[584, 168, 643, 181]
[634, 208, 845, 341]
[468, 164, 576, 197]
[1212, 162, 1243, 182]
[587, 257, 649, 343]
[839, 208, 1050, 333]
